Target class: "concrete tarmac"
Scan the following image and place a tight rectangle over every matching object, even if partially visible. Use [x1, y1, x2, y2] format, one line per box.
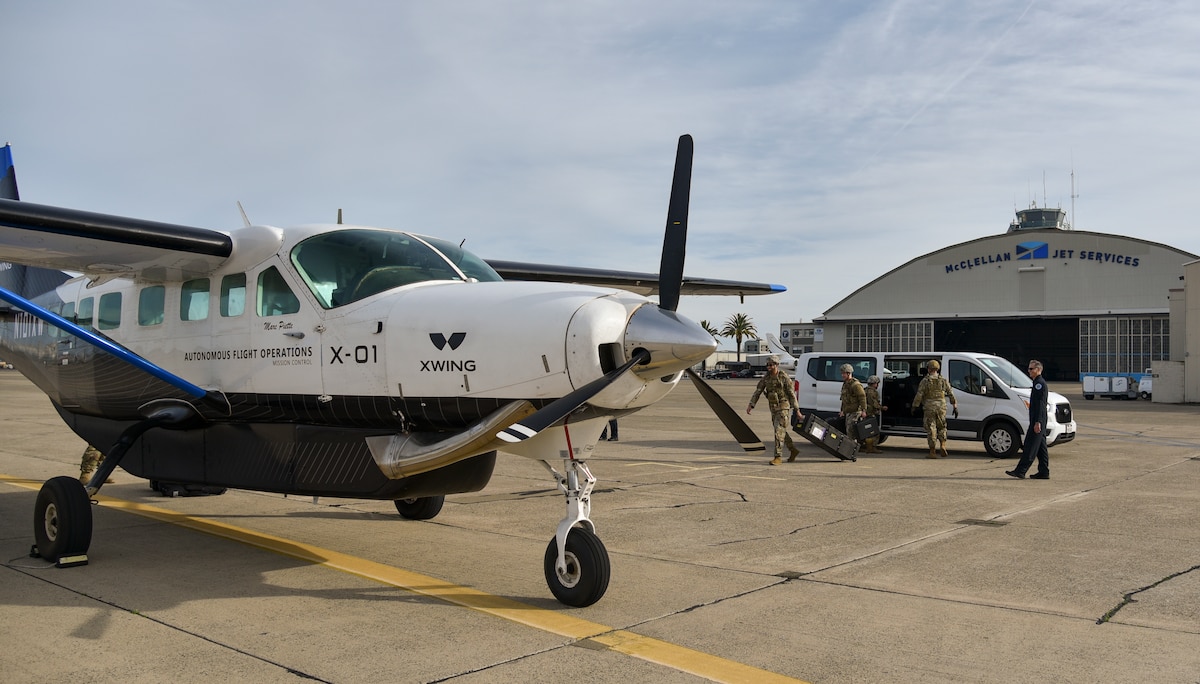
[2, 369, 1199, 683]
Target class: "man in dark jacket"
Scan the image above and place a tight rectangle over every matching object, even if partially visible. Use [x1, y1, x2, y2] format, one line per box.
[1006, 359, 1050, 479]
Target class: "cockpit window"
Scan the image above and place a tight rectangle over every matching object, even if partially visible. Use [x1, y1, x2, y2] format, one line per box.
[291, 229, 496, 308]
[418, 236, 503, 284]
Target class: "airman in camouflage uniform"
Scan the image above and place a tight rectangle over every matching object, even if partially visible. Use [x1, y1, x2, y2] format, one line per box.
[911, 359, 958, 458]
[862, 374, 886, 453]
[839, 363, 867, 447]
[746, 356, 801, 465]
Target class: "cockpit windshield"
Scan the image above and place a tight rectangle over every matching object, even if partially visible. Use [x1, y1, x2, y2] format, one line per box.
[290, 229, 502, 308]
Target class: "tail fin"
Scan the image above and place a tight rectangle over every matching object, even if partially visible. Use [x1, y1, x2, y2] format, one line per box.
[0, 144, 70, 308]
[1, 143, 18, 199]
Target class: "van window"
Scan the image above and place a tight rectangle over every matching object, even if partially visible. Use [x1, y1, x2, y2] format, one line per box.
[805, 357, 876, 383]
[138, 286, 165, 326]
[181, 278, 210, 321]
[98, 292, 122, 330]
[257, 266, 300, 316]
[220, 274, 246, 317]
[948, 360, 989, 396]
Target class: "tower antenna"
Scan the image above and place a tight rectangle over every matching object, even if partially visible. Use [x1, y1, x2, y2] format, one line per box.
[1070, 160, 1078, 230]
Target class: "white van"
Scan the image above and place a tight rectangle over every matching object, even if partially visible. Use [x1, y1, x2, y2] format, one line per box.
[794, 352, 1076, 457]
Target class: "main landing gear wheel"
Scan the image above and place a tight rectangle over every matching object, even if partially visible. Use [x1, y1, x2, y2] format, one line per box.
[33, 476, 93, 562]
[543, 526, 610, 607]
[394, 495, 444, 520]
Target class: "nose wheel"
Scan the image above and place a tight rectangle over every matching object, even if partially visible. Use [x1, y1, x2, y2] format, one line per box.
[542, 458, 610, 607]
[544, 526, 610, 607]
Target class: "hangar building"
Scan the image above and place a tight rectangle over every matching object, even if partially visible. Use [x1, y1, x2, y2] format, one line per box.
[807, 205, 1198, 382]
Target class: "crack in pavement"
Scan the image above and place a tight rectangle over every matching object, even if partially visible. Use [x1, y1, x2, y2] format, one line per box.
[1096, 563, 1200, 625]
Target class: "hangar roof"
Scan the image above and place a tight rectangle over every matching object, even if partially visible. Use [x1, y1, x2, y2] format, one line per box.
[821, 229, 1197, 321]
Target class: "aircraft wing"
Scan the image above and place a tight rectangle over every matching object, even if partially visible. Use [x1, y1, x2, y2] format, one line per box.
[0, 199, 233, 281]
[486, 260, 786, 298]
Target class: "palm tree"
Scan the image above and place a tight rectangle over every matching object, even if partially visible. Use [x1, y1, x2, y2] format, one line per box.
[698, 320, 721, 341]
[720, 313, 758, 363]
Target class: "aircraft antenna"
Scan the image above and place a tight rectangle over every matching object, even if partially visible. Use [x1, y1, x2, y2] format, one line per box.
[337, 208, 343, 225]
[236, 201, 251, 228]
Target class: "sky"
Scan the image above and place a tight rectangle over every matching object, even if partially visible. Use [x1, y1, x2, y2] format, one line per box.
[5, 1, 1200, 350]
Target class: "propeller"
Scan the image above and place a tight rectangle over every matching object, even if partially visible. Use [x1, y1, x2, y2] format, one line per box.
[496, 134, 764, 454]
[657, 134, 692, 313]
[497, 349, 652, 444]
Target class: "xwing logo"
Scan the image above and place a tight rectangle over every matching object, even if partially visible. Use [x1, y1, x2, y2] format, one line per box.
[1016, 241, 1048, 260]
[423, 332, 475, 372]
[429, 332, 466, 350]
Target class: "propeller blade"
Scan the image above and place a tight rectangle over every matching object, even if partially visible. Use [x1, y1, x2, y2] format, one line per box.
[685, 368, 765, 453]
[496, 349, 651, 444]
[657, 134, 692, 313]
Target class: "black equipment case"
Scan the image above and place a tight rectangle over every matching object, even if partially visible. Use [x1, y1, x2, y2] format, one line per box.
[797, 413, 858, 461]
[855, 415, 880, 441]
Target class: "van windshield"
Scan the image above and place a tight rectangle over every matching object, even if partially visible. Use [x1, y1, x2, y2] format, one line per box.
[979, 356, 1033, 389]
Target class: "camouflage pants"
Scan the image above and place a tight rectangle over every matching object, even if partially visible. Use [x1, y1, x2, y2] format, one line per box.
[844, 412, 861, 444]
[80, 446, 104, 478]
[922, 408, 948, 447]
[771, 410, 796, 458]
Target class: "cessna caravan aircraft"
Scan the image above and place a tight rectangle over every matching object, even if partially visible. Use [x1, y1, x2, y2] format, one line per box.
[0, 137, 783, 606]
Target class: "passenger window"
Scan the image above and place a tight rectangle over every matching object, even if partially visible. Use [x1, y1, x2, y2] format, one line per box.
[98, 292, 122, 330]
[58, 302, 76, 337]
[257, 266, 300, 316]
[77, 297, 94, 330]
[949, 360, 988, 396]
[181, 278, 210, 321]
[220, 274, 246, 317]
[806, 357, 875, 382]
[138, 286, 165, 326]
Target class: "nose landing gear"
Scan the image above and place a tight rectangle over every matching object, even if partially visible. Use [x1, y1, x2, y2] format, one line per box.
[542, 458, 610, 607]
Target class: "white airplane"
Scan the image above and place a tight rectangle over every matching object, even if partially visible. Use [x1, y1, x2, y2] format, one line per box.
[746, 333, 798, 371]
[0, 137, 784, 606]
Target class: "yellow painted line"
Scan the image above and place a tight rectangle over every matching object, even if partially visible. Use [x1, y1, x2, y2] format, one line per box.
[2, 474, 808, 683]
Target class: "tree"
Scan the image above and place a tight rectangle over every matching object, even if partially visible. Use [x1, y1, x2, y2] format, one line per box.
[698, 320, 721, 341]
[720, 313, 758, 363]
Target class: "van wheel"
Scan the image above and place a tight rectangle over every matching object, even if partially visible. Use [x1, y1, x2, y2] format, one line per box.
[1140, 391, 1150, 400]
[983, 423, 1020, 458]
[875, 434, 888, 445]
[1083, 394, 1094, 400]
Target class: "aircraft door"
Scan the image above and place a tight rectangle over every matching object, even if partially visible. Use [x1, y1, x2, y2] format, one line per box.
[244, 263, 322, 395]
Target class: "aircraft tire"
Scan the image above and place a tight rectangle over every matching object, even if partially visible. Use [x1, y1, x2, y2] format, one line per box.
[543, 526, 610, 607]
[394, 495, 445, 520]
[34, 476, 93, 561]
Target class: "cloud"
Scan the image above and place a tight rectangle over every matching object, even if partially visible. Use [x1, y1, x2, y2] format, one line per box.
[4, 0, 1200, 342]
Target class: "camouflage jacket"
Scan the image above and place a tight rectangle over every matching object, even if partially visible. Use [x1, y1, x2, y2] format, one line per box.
[840, 377, 866, 414]
[865, 386, 883, 416]
[750, 371, 797, 413]
[912, 374, 956, 412]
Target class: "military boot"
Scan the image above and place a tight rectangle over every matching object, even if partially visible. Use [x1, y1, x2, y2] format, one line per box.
[927, 446, 938, 459]
[787, 444, 800, 462]
[863, 438, 879, 454]
[770, 455, 782, 466]
[939, 440, 949, 458]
